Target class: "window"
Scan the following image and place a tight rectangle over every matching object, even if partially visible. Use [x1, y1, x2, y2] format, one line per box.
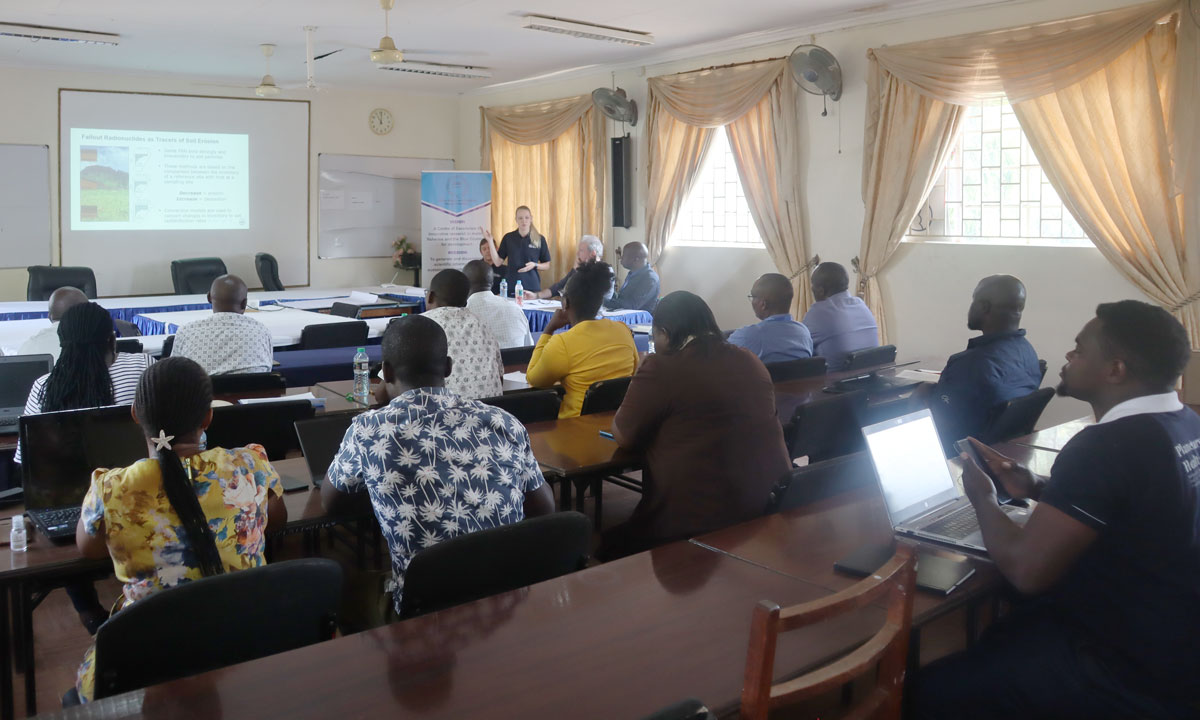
[668, 128, 764, 248]
[905, 99, 1091, 247]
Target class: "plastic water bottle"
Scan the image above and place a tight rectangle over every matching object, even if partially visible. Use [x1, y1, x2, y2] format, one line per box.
[198, 431, 207, 452]
[514, 280, 524, 305]
[647, 336, 656, 354]
[10, 514, 27, 552]
[499, 279, 508, 298]
[353, 347, 371, 405]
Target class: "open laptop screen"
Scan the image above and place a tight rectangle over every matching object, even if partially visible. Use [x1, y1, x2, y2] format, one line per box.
[0, 355, 53, 415]
[19, 405, 145, 510]
[862, 409, 961, 526]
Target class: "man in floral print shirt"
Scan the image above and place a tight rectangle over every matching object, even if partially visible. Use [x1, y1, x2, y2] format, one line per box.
[322, 314, 555, 614]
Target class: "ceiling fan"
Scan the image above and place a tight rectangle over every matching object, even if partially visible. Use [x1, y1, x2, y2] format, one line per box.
[310, 0, 491, 78]
[194, 43, 284, 96]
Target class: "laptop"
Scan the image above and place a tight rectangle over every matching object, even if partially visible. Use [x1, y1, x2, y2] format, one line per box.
[19, 405, 145, 542]
[295, 410, 361, 488]
[0, 354, 53, 434]
[861, 408, 1030, 553]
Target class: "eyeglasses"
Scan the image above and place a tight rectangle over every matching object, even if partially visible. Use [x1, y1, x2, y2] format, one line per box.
[746, 294, 760, 302]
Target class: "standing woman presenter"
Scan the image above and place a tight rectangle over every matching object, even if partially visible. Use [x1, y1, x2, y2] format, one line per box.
[480, 205, 551, 296]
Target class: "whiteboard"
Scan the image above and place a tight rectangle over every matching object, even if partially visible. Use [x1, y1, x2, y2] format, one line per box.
[318, 154, 453, 259]
[0, 144, 52, 268]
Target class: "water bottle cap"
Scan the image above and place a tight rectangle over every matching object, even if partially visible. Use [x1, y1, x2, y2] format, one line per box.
[12, 515, 24, 530]
[357, 347, 365, 352]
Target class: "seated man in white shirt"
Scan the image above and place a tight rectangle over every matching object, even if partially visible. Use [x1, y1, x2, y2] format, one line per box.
[463, 260, 533, 349]
[171, 274, 273, 375]
[18, 286, 89, 363]
[525, 235, 604, 301]
[424, 269, 504, 400]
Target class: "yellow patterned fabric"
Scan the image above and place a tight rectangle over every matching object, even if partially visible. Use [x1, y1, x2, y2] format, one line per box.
[75, 444, 282, 702]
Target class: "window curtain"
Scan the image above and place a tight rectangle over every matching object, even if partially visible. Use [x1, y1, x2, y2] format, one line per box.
[857, 0, 1199, 343]
[481, 95, 607, 285]
[645, 60, 816, 316]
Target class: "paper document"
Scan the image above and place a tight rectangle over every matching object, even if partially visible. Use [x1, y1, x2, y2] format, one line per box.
[237, 392, 326, 408]
[346, 291, 380, 306]
[503, 371, 528, 384]
[630, 324, 652, 334]
[521, 299, 561, 309]
[895, 369, 940, 383]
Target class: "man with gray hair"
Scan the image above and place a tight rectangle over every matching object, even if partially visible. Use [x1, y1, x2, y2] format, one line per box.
[524, 235, 604, 300]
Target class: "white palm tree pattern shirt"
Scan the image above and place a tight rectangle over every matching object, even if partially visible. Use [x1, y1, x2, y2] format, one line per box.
[326, 387, 546, 613]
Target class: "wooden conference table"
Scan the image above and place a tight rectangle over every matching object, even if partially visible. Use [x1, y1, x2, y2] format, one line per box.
[1, 356, 936, 717]
[36, 422, 1089, 720]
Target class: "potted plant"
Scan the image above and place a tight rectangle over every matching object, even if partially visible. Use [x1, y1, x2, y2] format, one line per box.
[392, 236, 420, 268]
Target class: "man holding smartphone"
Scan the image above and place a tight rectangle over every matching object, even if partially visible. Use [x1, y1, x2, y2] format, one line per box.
[912, 300, 1200, 719]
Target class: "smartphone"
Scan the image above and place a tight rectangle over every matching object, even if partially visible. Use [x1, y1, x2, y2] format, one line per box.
[955, 438, 1013, 504]
[599, 430, 615, 440]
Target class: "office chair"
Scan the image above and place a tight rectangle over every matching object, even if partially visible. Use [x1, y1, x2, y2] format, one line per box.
[159, 335, 175, 358]
[844, 344, 897, 371]
[91, 559, 341, 700]
[500, 344, 536, 366]
[765, 452, 875, 514]
[114, 338, 144, 355]
[764, 356, 827, 383]
[979, 387, 1055, 444]
[170, 257, 227, 295]
[400, 511, 591, 619]
[255, 252, 285, 292]
[480, 389, 562, 424]
[1038, 359, 1048, 382]
[299, 321, 369, 350]
[783, 390, 868, 464]
[113, 318, 140, 338]
[210, 372, 288, 397]
[580, 376, 633, 415]
[26, 265, 97, 301]
[329, 302, 361, 319]
[205, 399, 314, 460]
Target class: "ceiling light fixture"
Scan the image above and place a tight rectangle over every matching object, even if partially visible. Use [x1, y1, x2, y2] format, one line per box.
[521, 15, 653, 46]
[378, 62, 492, 79]
[0, 23, 119, 45]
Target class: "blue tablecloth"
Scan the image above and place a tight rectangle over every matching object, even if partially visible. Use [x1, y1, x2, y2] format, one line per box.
[524, 308, 652, 333]
[378, 293, 427, 313]
[0, 302, 210, 323]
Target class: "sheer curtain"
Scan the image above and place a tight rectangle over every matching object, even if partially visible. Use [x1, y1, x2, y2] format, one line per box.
[481, 96, 607, 284]
[646, 60, 816, 314]
[857, 0, 1199, 342]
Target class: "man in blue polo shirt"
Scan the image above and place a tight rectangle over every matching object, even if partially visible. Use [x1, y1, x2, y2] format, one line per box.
[728, 273, 813, 363]
[929, 274, 1042, 452]
[604, 241, 659, 312]
[802, 261, 879, 369]
[913, 300, 1200, 719]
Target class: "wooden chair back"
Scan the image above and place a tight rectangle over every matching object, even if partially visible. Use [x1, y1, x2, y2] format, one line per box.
[740, 547, 916, 720]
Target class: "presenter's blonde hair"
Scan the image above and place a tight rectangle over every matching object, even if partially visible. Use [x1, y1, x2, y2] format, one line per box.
[515, 205, 543, 246]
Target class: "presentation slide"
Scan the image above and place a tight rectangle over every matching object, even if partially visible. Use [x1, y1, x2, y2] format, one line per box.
[69, 128, 249, 231]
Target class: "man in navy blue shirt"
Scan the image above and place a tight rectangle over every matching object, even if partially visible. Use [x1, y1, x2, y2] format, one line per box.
[604, 241, 659, 312]
[728, 273, 813, 363]
[914, 300, 1200, 719]
[929, 275, 1042, 453]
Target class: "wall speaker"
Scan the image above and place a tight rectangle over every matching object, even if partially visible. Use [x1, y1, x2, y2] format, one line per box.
[611, 135, 632, 229]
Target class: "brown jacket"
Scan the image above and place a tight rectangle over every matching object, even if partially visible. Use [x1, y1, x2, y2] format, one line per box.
[613, 336, 790, 544]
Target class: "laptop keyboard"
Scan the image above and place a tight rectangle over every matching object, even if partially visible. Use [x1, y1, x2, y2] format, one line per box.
[29, 506, 82, 538]
[922, 505, 980, 540]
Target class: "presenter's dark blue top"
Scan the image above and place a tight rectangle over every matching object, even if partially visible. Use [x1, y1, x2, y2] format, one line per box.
[1038, 397, 1200, 702]
[931, 329, 1041, 451]
[497, 230, 550, 296]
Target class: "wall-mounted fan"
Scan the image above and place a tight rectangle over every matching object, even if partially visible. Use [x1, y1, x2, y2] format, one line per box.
[592, 87, 637, 126]
[788, 44, 842, 116]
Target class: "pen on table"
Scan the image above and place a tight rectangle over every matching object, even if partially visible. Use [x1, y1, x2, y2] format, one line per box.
[599, 430, 615, 440]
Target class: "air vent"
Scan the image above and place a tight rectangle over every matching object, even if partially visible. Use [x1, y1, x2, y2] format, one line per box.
[522, 15, 654, 46]
[378, 62, 492, 79]
[0, 23, 119, 45]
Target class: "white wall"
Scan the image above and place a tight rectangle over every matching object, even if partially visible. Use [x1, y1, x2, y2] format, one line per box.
[456, 0, 1151, 424]
[0, 65, 457, 300]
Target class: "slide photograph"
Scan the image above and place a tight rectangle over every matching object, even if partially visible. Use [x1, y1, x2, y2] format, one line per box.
[78, 145, 129, 222]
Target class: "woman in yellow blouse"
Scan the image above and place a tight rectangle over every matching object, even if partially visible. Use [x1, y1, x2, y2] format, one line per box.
[526, 260, 639, 417]
[72, 357, 287, 702]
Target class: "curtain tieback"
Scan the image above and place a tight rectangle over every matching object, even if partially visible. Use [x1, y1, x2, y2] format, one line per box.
[1168, 290, 1200, 313]
[787, 254, 821, 281]
[851, 255, 874, 291]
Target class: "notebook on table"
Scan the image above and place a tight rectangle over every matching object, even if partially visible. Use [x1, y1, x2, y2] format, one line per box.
[861, 408, 1031, 554]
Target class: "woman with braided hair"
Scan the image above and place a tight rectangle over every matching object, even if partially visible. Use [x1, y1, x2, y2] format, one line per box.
[71, 356, 287, 703]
